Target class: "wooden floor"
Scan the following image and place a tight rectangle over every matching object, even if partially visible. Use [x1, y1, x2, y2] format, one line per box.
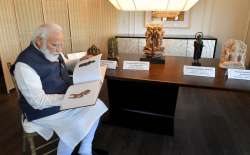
[0, 87, 250, 155]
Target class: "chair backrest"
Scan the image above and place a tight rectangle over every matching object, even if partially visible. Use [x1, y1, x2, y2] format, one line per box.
[7, 62, 20, 98]
[7, 62, 26, 122]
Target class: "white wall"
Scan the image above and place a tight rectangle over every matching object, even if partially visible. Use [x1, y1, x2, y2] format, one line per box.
[116, 0, 250, 58]
[209, 0, 250, 58]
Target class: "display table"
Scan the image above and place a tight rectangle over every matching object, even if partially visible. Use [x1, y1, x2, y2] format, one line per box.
[105, 53, 250, 135]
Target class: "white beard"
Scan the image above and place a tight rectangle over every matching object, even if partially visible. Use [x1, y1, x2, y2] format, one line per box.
[40, 48, 60, 62]
[32, 41, 60, 62]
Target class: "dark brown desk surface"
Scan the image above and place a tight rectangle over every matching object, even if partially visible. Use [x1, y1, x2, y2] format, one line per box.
[106, 53, 250, 93]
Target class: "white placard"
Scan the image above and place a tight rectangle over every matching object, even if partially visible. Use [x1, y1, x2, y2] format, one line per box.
[123, 61, 150, 70]
[228, 69, 250, 80]
[183, 65, 215, 77]
[101, 60, 117, 69]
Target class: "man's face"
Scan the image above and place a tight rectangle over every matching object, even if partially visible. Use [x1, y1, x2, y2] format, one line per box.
[46, 31, 64, 55]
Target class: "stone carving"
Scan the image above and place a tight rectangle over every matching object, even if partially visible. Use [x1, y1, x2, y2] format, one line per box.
[144, 24, 164, 56]
[219, 39, 247, 69]
[87, 44, 101, 56]
[108, 37, 119, 61]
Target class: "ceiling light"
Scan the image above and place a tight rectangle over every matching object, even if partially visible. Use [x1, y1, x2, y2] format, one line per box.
[108, 0, 200, 11]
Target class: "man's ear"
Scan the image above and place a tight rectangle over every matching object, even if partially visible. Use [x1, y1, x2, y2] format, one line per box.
[35, 37, 43, 48]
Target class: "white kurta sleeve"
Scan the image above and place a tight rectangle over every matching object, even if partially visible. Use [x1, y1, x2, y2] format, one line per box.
[14, 62, 65, 110]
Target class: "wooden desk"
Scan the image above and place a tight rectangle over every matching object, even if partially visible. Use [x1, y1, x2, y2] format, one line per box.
[105, 54, 250, 135]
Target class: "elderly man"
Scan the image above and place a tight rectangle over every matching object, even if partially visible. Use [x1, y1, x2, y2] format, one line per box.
[12, 23, 108, 155]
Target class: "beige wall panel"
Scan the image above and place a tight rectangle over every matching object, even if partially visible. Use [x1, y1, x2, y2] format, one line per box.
[246, 23, 250, 67]
[68, 0, 90, 52]
[0, 0, 21, 93]
[42, 0, 72, 53]
[87, 0, 101, 51]
[14, 0, 44, 49]
[87, 0, 118, 57]
[0, 0, 119, 93]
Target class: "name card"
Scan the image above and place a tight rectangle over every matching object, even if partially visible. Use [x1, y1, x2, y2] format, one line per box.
[101, 60, 117, 69]
[183, 65, 215, 77]
[228, 69, 250, 80]
[123, 61, 150, 70]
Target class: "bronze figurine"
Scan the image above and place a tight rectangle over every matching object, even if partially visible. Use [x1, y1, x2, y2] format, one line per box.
[193, 32, 204, 66]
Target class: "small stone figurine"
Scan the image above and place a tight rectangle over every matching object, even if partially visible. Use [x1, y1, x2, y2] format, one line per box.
[193, 32, 204, 66]
[87, 44, 101, 56]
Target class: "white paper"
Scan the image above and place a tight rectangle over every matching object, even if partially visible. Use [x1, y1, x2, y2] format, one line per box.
[228, 69, 250, 80]
[123, 61, 150, 70]
[60, 54, 107, 110]
[101, 60, 117, 69]
[73, 54, 102, 84]
[60, 80, 100, 110]
[99, 65, 107, 83]
[67, 51, 87, 60]
[183, 65, 215, 77]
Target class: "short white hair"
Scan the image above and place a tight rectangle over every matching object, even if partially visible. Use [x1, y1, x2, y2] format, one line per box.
[32, 23, 63, 43]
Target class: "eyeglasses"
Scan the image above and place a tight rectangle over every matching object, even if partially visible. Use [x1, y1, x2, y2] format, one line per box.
[51, 43, 64, 49]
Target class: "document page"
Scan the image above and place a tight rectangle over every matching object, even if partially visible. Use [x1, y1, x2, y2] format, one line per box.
[73, 54, 102, 84]
[60, 80, 101, 110]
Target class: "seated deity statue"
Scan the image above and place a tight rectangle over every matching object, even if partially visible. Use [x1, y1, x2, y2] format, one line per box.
[219, 39, 247, 69]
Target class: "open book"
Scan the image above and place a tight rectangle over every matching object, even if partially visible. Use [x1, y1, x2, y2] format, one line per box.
[60, 54, 107, 110]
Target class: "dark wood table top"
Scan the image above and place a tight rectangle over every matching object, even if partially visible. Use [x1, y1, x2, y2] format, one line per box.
[106, 53, 250, 93]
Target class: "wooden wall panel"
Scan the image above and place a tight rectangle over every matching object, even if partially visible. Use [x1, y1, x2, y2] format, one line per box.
[42, 0, 72, 54]
[87, 0, 118, 57]
[0, 0, 119, 93]
[0, 0, 21, 93]
[68, 0, 90, 52]
[14, 0, 44, 50]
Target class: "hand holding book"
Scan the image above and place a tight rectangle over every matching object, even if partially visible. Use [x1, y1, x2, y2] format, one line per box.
[60, 54, 107, 110]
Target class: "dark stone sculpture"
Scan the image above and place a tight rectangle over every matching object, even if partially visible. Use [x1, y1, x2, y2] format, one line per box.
[107, 37, 119, 61]
[192, 32, 204, 66]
